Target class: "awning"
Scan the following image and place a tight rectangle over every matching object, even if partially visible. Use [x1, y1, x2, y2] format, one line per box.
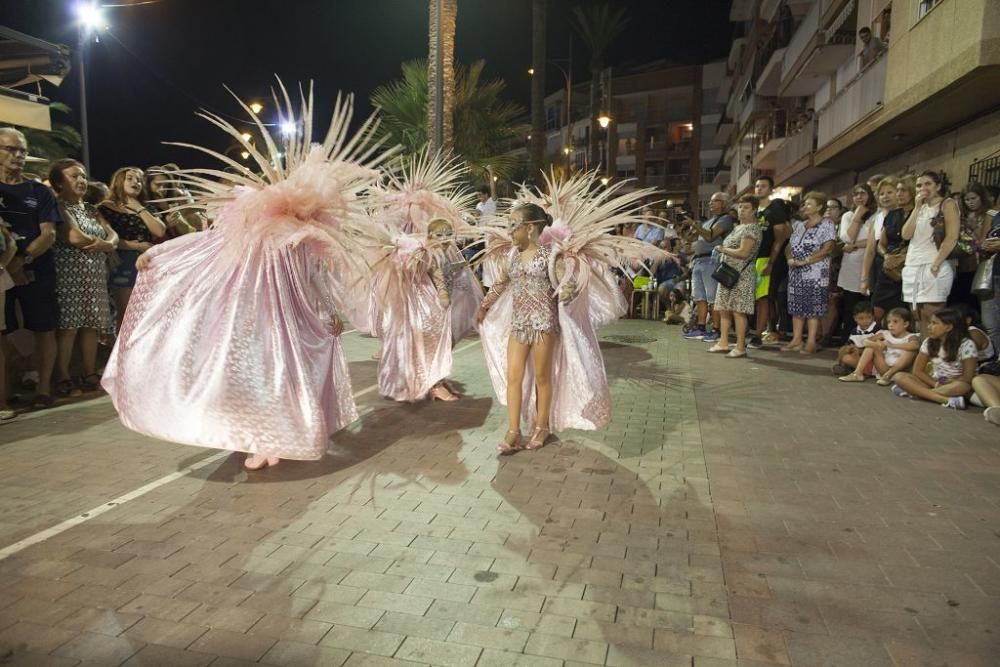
[0, 25, 71, 88]
[0, 86, 51, 131]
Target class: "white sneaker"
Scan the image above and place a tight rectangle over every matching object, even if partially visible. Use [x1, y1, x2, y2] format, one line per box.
[985, 406, 1000, 426]
[942, 396, 966, 410]
[970, 393, 984, 408]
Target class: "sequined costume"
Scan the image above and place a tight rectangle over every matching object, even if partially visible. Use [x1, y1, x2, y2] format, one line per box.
[477, 170, 671, 432]
[103, 87, 389, 460]
[480, 246, 559, 344]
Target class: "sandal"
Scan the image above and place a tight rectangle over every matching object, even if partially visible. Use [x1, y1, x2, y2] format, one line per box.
[838, 373, 865, 382]
[429, 384, 459, 401]
[725, 349, 747, 359]
[780, 343, 803, 352]
[244, 454, 280, 470]
[55, 379, 78, 398]
[0, 409, 16, 423]
[525, 427, 550, 450]
[497, 430, 523, 455]
[707, 344, 729, 353]
[876, 377, 893, 386]
[31, 394, 54, 410]
[81, 373, 103, 392]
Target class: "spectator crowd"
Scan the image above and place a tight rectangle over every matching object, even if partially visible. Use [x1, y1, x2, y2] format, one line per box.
[0, 127, 205, 422]
[629, 171, 1000, 426]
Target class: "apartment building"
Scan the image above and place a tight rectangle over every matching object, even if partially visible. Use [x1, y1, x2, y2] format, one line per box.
[713, 0, 1000, 200]
[543, 60, 727, 214]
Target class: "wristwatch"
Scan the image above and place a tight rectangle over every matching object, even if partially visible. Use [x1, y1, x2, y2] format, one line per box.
[22, 254, 34, 265]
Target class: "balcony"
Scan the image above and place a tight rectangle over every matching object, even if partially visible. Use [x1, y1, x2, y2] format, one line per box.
[712, 168, 730, 186]
[755, 48, 786, 96]
[780, 0, 855, 97]
[817, 54, 887, 149]
[753, 136, 787, 170]
[760, 0, 783, 23]
[716, 75, 733, 106]
[730, 0, 754, 22]
[713, 113, 735, 147]
[728, 37, 748, 73]
[737, 94, 769, 131]
[735, 167, 753, 194]
[665, 174, 690, 191]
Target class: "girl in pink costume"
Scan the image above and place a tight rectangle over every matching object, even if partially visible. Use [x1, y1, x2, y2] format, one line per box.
[369, 153, 483, 401]
[103, 86, 391, 470]
[477, 171, 670, 453]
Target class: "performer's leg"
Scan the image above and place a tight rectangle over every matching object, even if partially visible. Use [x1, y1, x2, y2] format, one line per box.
[527, 333, 557, 449]
[501, 337, 530, 451]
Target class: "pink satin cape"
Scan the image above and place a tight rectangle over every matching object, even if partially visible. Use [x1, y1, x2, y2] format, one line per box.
[373, 250, 482, 402]
[102, 230, 358, 460]
[478, 260, 624, 431]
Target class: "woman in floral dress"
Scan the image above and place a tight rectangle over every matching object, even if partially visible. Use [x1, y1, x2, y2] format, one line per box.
[783, 192, 838, 354]
[49, 159, 118, 395]
[708, 194, 763, 358]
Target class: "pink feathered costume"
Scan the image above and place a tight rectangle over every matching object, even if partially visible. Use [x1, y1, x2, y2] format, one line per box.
[477, 171, 669, 432]
[103, 91, 388, 460]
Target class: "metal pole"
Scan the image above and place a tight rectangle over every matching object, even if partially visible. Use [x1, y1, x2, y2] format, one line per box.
[78, 28, 91, 172]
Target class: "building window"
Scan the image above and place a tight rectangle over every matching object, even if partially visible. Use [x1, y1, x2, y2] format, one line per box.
[917, 0, 942, 20]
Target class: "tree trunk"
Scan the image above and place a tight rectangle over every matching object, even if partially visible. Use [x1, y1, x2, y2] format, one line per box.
[588, 59, 601, 172]
[427, 0, 457, 152]
[529, 0, 547, 180]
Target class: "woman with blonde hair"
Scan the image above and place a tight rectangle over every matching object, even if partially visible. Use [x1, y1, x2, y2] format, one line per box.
[98, 167, 165, 328]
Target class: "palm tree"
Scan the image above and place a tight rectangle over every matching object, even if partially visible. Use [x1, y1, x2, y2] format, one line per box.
[571, 3, 627, 170]
[528, 0, 547, 180]
[372, 60, 525, 180]
[427, 0, 458, 152]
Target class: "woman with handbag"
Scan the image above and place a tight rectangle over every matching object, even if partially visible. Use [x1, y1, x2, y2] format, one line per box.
[862, 177, 914, 322]
[949, 183, 992, 308]
[901, 170, 960, 333]
[708, 194, 763, 358]
[976, 210, 1000, 354]
[782, 192, 837, 354]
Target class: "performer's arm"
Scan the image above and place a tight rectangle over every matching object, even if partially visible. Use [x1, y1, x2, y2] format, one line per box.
[310, 260, 344, 336]
[429, 258, 449, 308]
[477, 259, 511, 324]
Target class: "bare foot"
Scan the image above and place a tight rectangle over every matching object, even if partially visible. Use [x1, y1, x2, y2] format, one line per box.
[244, 454, 280, 470]
[430, 384, 459, 401]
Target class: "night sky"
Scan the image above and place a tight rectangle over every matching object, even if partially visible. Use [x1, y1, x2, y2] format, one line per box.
[5, 0, 731, 181]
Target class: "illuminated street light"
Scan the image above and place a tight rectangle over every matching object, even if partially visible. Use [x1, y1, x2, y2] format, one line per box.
[597, 114, 612, 129]
[240, 151, 250, 160]
[562, 146, 571, 155]
[600, 176, 610, 186]
[280, 120, 297, 137]
[77, 2, 108, 34]
[528, 67, 535, 75]
[248, 102, 264, 115]
[240, 132, 252, 142]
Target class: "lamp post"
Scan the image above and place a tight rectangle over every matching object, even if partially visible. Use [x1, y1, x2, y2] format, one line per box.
[528, 34, 573, 174]
[75, 1, 107, 173]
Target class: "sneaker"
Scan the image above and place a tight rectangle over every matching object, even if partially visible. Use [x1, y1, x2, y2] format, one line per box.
[0, 409, 16, 423]
[970, 393, 984, 408]
[683, 328, 706, 340]
[747, 336, 763, 349]
[942, 396, 966, 410]
[985, 406, 1000, 426]
[701, 331, 721, 343]
[891, 384, 911, 398]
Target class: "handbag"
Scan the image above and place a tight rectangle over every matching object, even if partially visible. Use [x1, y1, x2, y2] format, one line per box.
[931, 205, 976, 260]
[971, 254, 995, 298]
[712, 254, 753, 289]
[881, 246, 907, 282]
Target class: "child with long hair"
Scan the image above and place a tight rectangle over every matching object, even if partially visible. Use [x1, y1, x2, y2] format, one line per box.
[663, 288, 691, 325]
[838, 307, 918, 384]
[890, 307, 977, 409]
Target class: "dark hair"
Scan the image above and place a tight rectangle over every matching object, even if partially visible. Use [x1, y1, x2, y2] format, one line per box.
[476, 184, 491, 196]
[47, 158, 85, 193]
[755, 175, 774, 189]
[738, 194, 760, 209]
[926, 307, 968, 362]
[852, 300, 874, 316]
[84, 180, 109, 206]
[859, 27, 872, 34]
[952, 302, 983, 329]
[886, 307, 913, 327]
[668, 288, 685, 303]
[960, 181, 992, 217]
[512, 202, 552, 231]
[852, 183, 877, 223]
[919, 170, 951, 197]
[826, 197, 843, 210]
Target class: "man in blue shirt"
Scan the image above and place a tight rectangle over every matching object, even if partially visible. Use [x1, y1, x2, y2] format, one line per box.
[0, 127, 62, 409]
[681, 193, 735, 341]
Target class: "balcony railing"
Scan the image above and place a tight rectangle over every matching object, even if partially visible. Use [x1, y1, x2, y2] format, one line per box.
[817, 54, 887, 148]
[665, 174, 690, 190]
[776, 119, 817, 174]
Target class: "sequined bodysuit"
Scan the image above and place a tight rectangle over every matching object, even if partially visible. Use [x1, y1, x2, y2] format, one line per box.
[481, 245, 558, 344]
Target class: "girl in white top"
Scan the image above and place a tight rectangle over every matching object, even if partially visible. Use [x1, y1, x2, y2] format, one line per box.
[901, 170, 960, 333]
[955, 303, 997, 362]
[838, 184, 877, 296]
[839, 307, 919, 384]
[891, 307, 977, 409]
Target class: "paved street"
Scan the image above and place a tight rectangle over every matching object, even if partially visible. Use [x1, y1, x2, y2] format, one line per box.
[0, 320, 997, 667]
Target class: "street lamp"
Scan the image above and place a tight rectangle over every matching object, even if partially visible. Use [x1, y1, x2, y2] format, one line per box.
[75, 1, 108, 172]
[597, 114, 612, 129]
[600, 176, 610, 187]
[280, 120, 297, 138]
[248, 102, 264, 115]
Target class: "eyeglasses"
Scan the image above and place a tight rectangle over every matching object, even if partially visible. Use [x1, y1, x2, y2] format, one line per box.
[0, 145, 28, 156]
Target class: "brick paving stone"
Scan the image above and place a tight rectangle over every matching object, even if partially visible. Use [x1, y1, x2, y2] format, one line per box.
[123, 616, 208, 649]
[320, 625, 405, 657]
[187, 628, 276, 662]
[51, 630, 144, 663]
[0, 322, 996, 666]
[121, 643, 216, 667]
[394, 636, 482, 667]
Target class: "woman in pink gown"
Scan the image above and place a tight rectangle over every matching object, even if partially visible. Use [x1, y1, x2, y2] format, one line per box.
[477, 171, 670, 453]
[373, 218, 482, 402]
[103, 89, 390, 469]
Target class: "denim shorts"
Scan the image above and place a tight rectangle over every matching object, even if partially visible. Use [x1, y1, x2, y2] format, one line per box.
[691, 257, 718, 304]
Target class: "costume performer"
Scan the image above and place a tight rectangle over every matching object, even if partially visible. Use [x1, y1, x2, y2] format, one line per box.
[368, 152, 483, 401]
[476, 171, 670, 453]
[103, 85, 392, 469]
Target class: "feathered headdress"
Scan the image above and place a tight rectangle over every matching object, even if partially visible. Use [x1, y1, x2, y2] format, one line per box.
[154, 80, 396, 260]
[378, 150, 478, 235]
